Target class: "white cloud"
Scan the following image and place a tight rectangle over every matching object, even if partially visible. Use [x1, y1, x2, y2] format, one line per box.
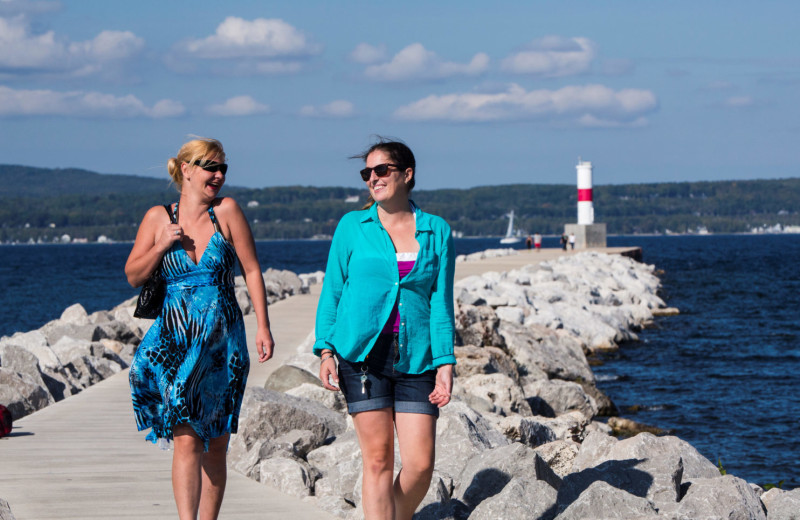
[364, 43, 489, 81]
[178, 17, 321, 59]
[350, 43, 386, 64]
[501, 36, 595, 77]
[299, 100, 355, 118]
[0, 15, 143, 77]
[0, 85, 184, 118]
[393, 83, 658, 126]
[724, 96, 754, 108]
[207, 95, 269, 116]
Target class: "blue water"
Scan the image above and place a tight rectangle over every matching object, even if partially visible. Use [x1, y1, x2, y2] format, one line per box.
[1, 234, 797, 488]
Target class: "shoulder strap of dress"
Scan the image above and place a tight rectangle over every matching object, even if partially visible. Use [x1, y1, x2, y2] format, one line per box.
[167, 202, 178, 224]
[207, 205, 222, 234]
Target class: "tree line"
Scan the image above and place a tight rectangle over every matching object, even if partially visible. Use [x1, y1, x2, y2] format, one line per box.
[1, 165, 798, 243]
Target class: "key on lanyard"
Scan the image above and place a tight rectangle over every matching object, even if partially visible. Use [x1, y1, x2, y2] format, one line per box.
[360, 365, 368, 395]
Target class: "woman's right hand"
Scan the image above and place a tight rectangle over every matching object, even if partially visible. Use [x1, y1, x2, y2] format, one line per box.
[319, 352, 339, 391]
[155, 222, 182, 253]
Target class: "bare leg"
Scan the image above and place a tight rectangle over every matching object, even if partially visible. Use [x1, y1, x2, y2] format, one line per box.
[393, 413, 436, 520]
[199, 433, 229, 520]
[352, 408, 396, 519]
[172, 424, 204, 520]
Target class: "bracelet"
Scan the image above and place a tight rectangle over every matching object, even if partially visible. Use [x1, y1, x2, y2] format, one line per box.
[320, 353, 334, 362]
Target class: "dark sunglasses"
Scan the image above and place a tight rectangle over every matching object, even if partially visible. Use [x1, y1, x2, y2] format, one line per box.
[360, 163, 399, 181]
[193, 160, 228, 175]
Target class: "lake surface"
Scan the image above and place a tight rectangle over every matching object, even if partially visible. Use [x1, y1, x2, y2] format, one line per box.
[1, 233, 798, 488]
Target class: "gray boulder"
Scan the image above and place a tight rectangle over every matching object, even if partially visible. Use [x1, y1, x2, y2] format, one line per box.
[434, 401, 510, 480]
[0, 498, 17, 520]
[254, 456, 318, 498]
[454, 373, 532, 417]
[573, 432, 720, 481]
[0, 367, 52, 418]
[534, 440, 581, 478]
[765, 487, 800, 519]
[286, 383, 347, 413]
[454, 304, 502, 347]
[498, 322, 595, 383]
[665, 474, 766, 520]
[307, 431, 362, 502]
[449, 443, 560, 519]
[469, 477, 558, 520]
[264, 364, 322, 393]
[0, 344, 52, 401]
[233, 387, 346, 453]
[555, 480, 659, 519]
[453, 345, 519, 382]
[523, 378, 598, 418]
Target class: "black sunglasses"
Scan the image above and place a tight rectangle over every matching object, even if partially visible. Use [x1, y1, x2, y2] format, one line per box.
[193, 160, 228, 175]
[360, 163, 399, 181]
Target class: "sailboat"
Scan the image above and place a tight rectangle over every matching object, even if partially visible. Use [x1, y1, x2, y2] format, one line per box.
[500, 210, 522, 244]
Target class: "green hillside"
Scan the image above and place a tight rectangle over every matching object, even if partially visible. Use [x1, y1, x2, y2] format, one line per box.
[1, 164, 798, 243]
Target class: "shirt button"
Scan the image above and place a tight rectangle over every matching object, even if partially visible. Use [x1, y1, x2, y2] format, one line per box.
[399, 303, 403, 306]
[395, 282, 398, 285]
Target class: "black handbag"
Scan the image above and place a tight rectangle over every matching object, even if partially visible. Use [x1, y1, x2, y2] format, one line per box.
[133, 204, 175, 319]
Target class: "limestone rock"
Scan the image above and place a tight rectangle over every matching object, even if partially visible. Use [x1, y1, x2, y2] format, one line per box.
[555, 480, 659, 519]
[666, 474, 767, 520]
[468, 477, 558, 520]
[0, 368, 52, 418]
[764, 487, 800, 519]
[0, 498, 17, 520]
[499, 322, 595, 383]
[454, 304, 502, 347]
[286, 383, 347, 413]
[255, 456, 317, 498]
[450, 443, 560, 519]
[534, 440, 581, 478]
[523, 378, 598, 418]
[264, 364, 322, 393]
[434, 401, 510, 480]
[453, 345, 518, 382]
[454, 373, 532, 417]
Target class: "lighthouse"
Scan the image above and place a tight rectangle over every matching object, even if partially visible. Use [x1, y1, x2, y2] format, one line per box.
[576, 159, 594, 225]
[564, 158, 607, 249]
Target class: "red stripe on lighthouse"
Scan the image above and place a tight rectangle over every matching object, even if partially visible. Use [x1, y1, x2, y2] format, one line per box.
[578, 189, 593, 201]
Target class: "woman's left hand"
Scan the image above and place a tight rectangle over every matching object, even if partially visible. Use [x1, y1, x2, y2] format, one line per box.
[256, 328, 275, 363]
[429, 364, 453, 408]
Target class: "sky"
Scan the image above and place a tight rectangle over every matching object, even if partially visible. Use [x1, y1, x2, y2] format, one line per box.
[0, 0, 798, 190]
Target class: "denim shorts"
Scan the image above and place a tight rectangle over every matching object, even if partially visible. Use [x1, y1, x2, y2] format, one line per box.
[337, 333, 439, 417]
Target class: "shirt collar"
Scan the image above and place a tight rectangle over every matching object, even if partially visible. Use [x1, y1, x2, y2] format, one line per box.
[360, 199, 432, 232]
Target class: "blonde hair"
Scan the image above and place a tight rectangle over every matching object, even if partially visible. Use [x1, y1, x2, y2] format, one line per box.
[167, 137, 226, 191]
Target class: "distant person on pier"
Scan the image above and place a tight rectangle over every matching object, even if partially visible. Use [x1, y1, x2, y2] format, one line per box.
[125, 137, 275, 520]
[315, 138, 456, 520]
[560, 233, 568, 250]
[533, 232, 542, 251]
[569, 232, 576, 250]
[525, 234, 533, 251]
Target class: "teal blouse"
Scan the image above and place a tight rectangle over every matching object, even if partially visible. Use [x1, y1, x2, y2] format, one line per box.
[314, 201, 456, 374]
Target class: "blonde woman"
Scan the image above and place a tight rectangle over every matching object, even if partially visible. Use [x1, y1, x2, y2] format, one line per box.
[126, 138, 274, 520]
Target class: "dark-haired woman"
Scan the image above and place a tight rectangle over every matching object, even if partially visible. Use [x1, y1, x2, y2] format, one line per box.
[126, 137, 274, 520]
[315, 139, 455, 519]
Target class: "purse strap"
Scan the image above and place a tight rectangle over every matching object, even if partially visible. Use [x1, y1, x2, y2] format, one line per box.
[164, 203, 177, 224]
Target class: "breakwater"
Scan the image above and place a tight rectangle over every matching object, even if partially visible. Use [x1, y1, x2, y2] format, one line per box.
[2, 241, 799, 519]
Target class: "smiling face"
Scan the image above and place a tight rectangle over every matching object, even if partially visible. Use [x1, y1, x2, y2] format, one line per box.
[181, 153, 226, 199]
[364, 149, 412, 205]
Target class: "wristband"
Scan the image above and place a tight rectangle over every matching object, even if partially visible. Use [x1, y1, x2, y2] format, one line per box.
[321, 353, 334, 362]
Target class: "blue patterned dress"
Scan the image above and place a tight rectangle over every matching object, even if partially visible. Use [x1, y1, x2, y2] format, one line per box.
[129, 203, 249, 451]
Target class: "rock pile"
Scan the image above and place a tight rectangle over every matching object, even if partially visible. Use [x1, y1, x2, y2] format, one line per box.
[0, 268, 316, 422]
[228, 252, 794, 519]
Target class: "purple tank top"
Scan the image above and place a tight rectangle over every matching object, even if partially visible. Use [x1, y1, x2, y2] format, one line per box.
[382, 255, 417, 333]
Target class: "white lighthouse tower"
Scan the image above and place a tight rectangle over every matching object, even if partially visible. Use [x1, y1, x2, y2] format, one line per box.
[565, 157, 607, 249]
[576, 159, 594, 225]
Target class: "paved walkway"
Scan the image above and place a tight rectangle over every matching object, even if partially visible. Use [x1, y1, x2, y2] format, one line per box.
[1, 246, 637, 519]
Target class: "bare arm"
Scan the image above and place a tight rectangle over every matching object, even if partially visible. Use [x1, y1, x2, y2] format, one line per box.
[219, 198, 274, 363]
[124, 205, 182, 287]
